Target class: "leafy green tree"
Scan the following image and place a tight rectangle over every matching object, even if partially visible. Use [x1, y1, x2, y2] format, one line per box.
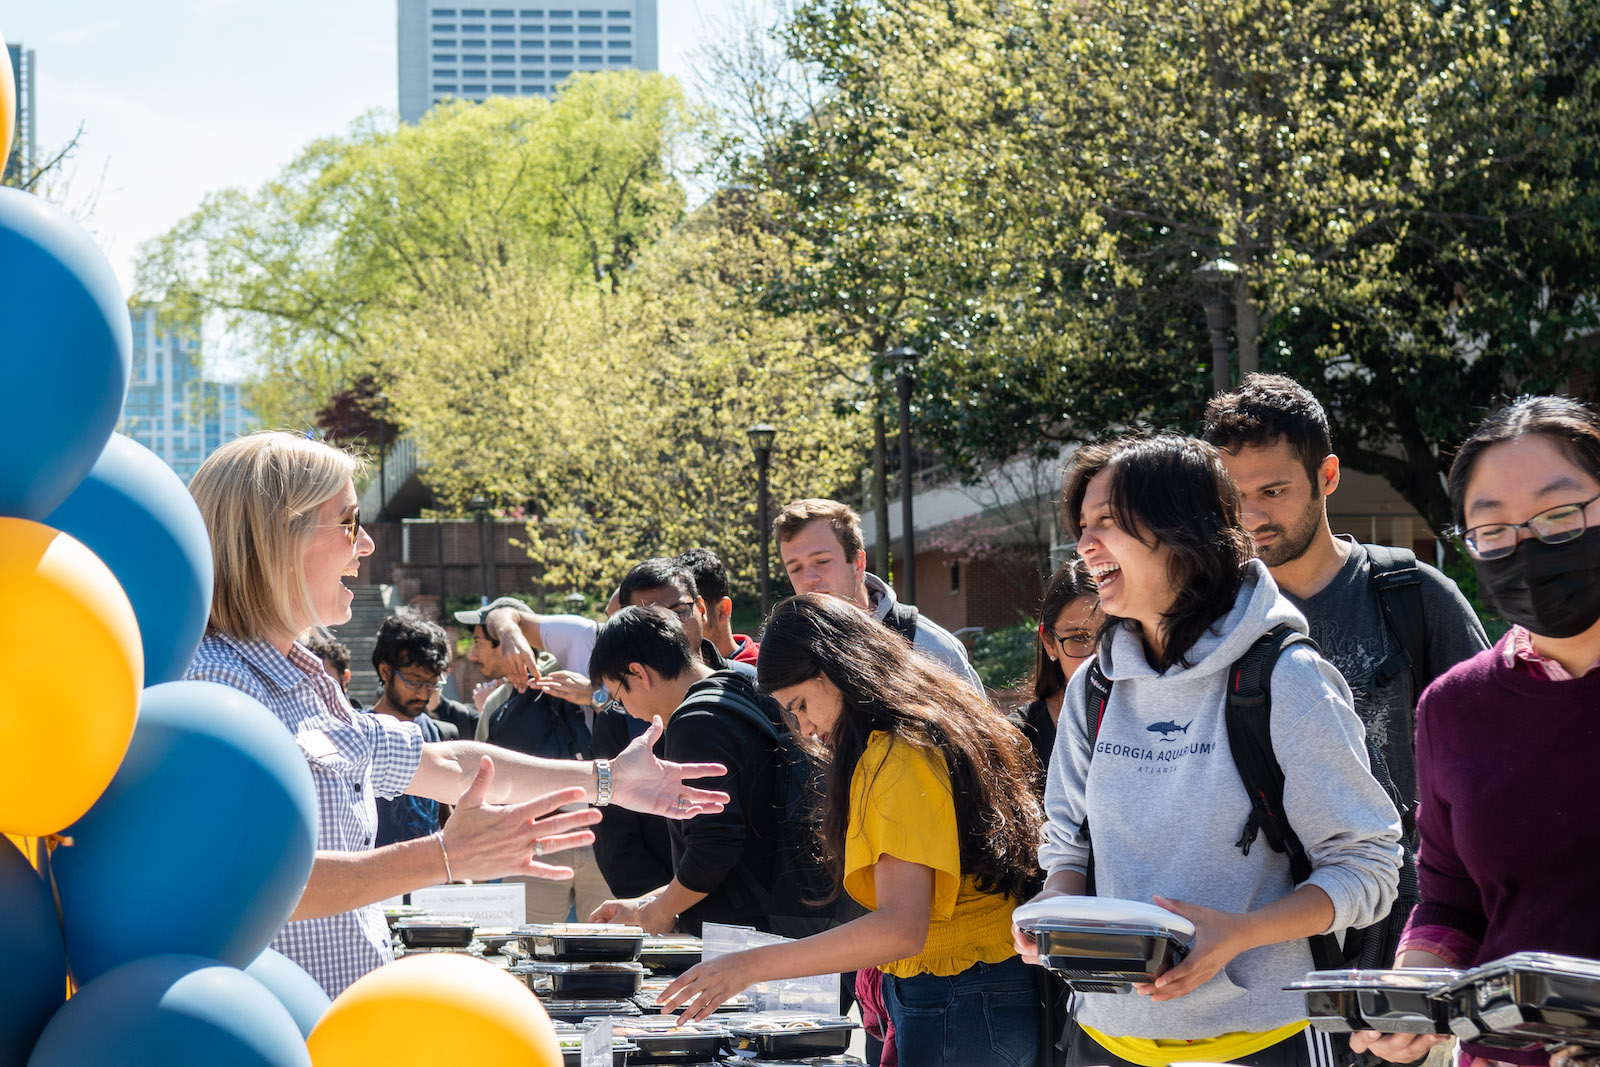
[771, 0, 1600, 538]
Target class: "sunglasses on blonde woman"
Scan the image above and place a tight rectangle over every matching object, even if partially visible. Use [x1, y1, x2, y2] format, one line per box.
[317, 511, 362, 547]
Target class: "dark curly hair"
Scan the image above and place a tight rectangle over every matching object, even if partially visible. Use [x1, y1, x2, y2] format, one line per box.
[1201, 372, 1332, 489]
[1061, 434, 1255, 670]
[756, 593, 1043, 905]
[370, 611, 450, 675]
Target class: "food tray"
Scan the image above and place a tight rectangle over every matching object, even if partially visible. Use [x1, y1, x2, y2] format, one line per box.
[722, 1012, 857, 1059]
[522, 923, 646, 962]
[514, 960, 647, 998]
[639, 935, 703, 974]
[1288, 969, 1462, 1035]
[393, 917, 478, 949]
[604, 1016, 729, 1063]
[382, 904, 426, 929]
[632, 983, 751, 1014]
[1441, 953, 1600, 1050]
[542, 998, 643, 1023]
[1027, 920, 1189, 992]
[553, 1025, 639, 1067]
[476, 929, 528, 958]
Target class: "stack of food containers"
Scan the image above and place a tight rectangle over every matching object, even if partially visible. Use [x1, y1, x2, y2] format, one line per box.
[513, 923, 649, 1024]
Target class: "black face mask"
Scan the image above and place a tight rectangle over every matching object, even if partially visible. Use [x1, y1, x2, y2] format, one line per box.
[1473, 525, 1600, 639]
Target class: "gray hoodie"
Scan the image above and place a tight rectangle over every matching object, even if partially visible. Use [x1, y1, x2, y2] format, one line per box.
[1039, 560, 1401, 1039]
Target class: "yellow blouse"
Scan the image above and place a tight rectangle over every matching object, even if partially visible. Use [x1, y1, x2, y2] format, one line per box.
[842, 730, 1020, 978]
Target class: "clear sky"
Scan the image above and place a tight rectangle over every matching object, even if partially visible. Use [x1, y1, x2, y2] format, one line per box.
[2, 0, 737, 298]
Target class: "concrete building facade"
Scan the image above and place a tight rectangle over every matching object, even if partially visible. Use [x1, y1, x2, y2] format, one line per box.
[398, 0, 659, 122]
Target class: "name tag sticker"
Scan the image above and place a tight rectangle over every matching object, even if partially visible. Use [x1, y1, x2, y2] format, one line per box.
[296, 728, 338, 760]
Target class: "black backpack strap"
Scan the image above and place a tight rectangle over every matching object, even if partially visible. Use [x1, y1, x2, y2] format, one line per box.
[884, 600, 920, 643]
[1223, 624, 1313, 875]
[1364, 545, 1427, 692]
[1078, 658, 1113, 895]
[1223, 623, 1345, 969]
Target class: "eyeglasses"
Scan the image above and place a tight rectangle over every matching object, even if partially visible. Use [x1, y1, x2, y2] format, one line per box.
[1460, 493, 1600, 561]
[317, 511, 362, 547]
[1044, 624, 1096, 658]
[393, 670, 447, 691]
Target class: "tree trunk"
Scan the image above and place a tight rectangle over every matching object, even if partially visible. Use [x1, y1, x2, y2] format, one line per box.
[1236, 282, 1262, 379]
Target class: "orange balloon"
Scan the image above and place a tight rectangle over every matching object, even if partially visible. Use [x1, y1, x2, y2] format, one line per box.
[0, 36, 13, 169]
[308, 954, 561, 1067]
[4, 834, 38, 870]
[0, 519, 142, 835]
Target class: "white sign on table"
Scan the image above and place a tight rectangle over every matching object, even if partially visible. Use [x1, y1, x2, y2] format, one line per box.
[701, 922, 839, 1015]
[581, 1018, 612, 1067]
[408, 883, 526, 928]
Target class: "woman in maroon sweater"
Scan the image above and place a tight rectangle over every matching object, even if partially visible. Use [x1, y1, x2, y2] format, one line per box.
[1355, 396, 1600, 1067]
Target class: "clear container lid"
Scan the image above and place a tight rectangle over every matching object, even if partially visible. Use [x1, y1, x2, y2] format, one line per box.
[602, 1015, 730, 1035]
[1290, 969, 1464, 991]
[1461, 952, 1600, 982]
[514, 960, 646, 974]
[394, 916, 477, 928]
[521, 922, 645, 936]
[541, 998, 641, 1013]
[725, 1011, 857, 1033]
[1012, 896, 1197, 938]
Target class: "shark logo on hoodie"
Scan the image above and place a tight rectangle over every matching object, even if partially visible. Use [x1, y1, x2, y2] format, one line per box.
[1147, 719, 1192, 741]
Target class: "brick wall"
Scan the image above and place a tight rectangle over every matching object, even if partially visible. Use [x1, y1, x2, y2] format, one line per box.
[890, 547, 1044, 637]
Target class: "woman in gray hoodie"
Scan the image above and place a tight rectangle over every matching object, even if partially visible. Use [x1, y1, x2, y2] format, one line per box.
[1017, 435, 1401, 1067]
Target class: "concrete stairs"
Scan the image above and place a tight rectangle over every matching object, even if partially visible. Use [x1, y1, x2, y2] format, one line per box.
[328, 584, 397, 708]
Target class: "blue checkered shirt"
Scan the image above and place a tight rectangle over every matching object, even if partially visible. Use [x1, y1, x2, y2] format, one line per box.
[186, 632, 423, 995]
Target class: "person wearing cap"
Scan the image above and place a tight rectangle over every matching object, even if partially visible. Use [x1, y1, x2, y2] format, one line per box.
[185, 432, 732, 996]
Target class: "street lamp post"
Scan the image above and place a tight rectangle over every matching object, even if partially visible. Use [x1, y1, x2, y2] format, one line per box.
[376, 393, 391, 522]
[746, 423, 777, 619]
[469, 495, 492, 602]
[1193, 258, 1240, 395]
[886, 346, 922, 606]
[565, 591, 587, 617]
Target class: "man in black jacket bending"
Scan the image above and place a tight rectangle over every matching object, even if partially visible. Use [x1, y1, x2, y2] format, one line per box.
[586, 605, 784, 936]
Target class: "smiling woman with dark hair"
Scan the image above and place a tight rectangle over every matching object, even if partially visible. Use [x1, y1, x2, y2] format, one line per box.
[1019, 434, 1401, 1067]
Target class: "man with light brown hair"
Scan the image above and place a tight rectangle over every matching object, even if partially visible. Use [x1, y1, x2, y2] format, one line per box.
[773, 498, 983, 694]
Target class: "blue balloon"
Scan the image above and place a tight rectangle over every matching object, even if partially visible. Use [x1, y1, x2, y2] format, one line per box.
[27, 954, 310, 1067]
[44, 433, 214, 684]
[51, 681, 318, 985]
[0, 840, 67, 1065]
[244, 948, 330, 1039]
[0, 187, 131, 521]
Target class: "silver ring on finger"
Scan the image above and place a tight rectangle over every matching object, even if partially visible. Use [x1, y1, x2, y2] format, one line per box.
[534, 840, 545, 858]
[675, 796, 687, 810]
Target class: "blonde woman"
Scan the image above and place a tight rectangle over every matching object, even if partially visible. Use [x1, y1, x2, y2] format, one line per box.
[185, 431, 729, 996]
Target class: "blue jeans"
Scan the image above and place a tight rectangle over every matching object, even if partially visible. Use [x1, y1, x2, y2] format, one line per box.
[883, 955, 1041, 1067]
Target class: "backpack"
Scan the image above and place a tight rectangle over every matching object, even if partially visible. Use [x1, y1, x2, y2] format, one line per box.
[883, 600, 920, 643]
[1081, 623, 1415, 971]
[675, 685, 845, 939]
[1364, 545, 1428, 708]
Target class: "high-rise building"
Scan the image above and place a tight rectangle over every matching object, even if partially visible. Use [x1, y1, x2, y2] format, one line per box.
[4, 42, 37, 184]
[118, 305, 258, 483]
[397, 0, 659, 123]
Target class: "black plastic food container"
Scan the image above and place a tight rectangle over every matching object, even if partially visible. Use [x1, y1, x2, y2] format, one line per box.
[604, 1017, 729, 1063]
[392, 918, 478, 949]
[1289, 970, 1462, 1035]
[1442, 953, 1600, 1050]
[514, 961, 646, 998]
[1024, 920, 1189, 993]
[638, 935, 702, 974]
[723, 1014, 857, 1058]
[521, 924, 646, 963]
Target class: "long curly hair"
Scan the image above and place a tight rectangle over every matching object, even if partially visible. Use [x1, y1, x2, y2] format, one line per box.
[756, 593, 1044, 904]
[1061, 434, 1255, 670]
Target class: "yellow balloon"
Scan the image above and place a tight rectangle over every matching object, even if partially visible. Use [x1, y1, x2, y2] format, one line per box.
[0, 34, 13, 170]
[308, 954, 561, 1067]
[0, 519, 142, 835]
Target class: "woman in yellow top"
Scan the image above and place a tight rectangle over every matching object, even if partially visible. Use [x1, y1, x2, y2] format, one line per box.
[661, 592, 1045, 1065]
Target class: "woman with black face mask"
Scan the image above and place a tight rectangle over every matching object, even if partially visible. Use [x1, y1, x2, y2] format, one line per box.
[1353, 395, 1600, 1067]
